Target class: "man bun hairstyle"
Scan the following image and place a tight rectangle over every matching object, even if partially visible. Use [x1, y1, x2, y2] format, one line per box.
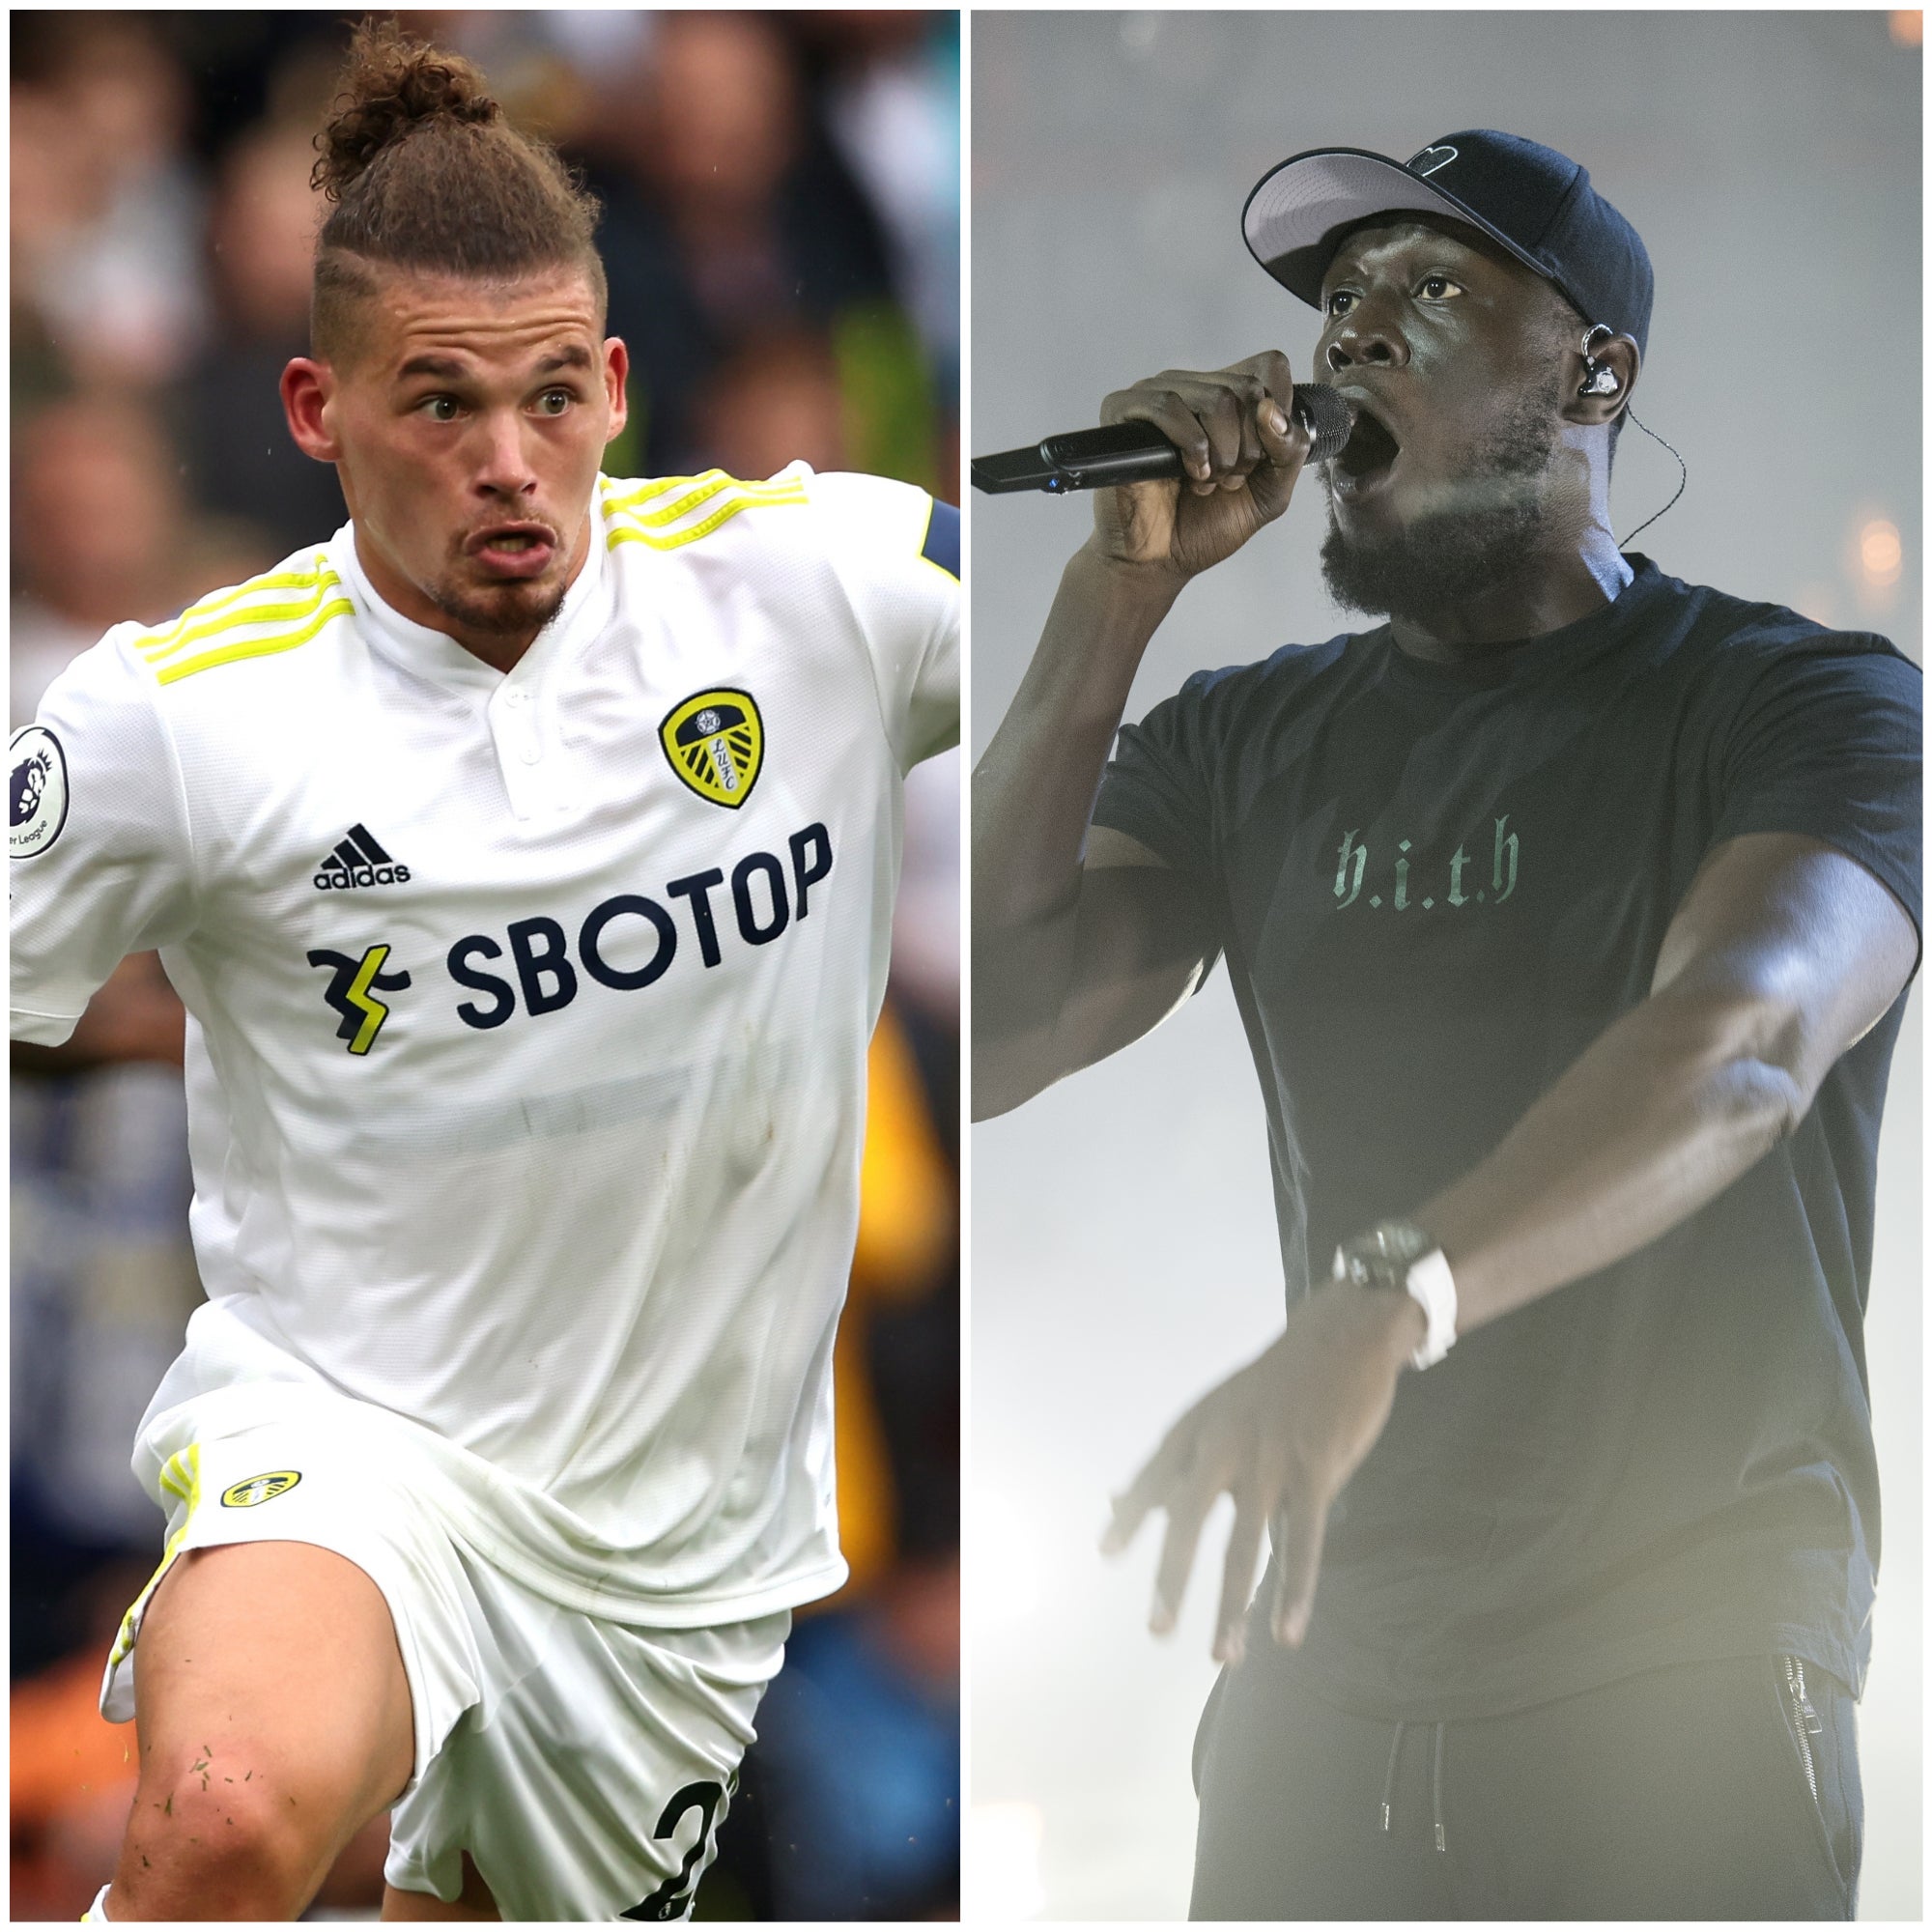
[311, 17, 605, 363]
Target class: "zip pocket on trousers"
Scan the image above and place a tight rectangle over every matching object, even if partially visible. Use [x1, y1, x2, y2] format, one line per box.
[1781, 1653, 1824, 1809]
[1778, 1652, 1861, 1913]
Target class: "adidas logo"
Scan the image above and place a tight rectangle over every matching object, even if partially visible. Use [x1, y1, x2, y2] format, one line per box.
[312, 823, 412, 891]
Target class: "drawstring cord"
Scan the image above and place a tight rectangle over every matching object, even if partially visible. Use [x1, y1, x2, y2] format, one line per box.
[1378, 1720, 1406, 1833]
[1378, 1719, 1449, 1854]
[1432, 1721, 1447, 1853]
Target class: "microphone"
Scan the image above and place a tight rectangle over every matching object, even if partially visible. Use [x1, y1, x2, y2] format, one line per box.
[971, 384, 1355, 495]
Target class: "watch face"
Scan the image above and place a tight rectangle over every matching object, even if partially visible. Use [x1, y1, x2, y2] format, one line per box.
[1350, 1219, 1434, 1271]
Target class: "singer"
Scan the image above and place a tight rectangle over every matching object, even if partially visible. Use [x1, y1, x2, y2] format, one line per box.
[973, 128, 1919, 1919]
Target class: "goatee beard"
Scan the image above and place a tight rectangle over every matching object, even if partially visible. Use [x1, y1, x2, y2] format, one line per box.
[1318, 379, 1565, 630]
[427, 575, 570, 639]
[1319, 487, 1552, 628]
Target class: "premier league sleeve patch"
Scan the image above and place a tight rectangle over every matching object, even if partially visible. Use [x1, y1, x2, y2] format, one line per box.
[10, 725, 70, 859]
[660, 689, 764, 809]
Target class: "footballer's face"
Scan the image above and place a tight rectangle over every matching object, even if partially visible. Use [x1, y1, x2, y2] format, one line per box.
[283, 269, 627, 670]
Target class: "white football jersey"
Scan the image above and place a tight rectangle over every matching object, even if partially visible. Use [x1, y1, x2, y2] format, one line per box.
[10, 465, 959, 1625]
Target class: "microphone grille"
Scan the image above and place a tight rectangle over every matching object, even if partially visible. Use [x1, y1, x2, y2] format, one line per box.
[1293, 384, 1355, 465]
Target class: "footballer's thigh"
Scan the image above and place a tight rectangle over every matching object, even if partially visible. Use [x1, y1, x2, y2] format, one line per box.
[113, 1540, 415, 1920]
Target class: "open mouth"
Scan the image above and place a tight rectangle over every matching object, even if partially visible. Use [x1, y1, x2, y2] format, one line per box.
[469, 526, 558, 579]
[1334, 408, 1401, 486]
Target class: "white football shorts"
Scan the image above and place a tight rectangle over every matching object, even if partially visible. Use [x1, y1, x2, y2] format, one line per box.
[100, 1387, 788, 1920]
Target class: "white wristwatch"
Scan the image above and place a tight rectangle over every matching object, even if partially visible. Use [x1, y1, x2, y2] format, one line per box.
[1332, 1219, 1459, 1370]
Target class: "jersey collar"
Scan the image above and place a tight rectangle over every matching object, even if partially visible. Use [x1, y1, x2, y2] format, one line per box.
[330, 501, 612, 696]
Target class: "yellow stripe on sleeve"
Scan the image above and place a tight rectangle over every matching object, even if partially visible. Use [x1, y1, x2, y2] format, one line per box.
[140, 576, 341, 665]
[139, 559, 331, 653]
[154, 597, 355, 686]
[608, 491, 809, 554]
[607, 469, 806, 524]
[604, 469, 810, 554]
[601, 473, 731, 518]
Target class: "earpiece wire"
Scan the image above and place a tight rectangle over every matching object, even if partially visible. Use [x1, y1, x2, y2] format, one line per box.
[1616, 406, 1687, 548]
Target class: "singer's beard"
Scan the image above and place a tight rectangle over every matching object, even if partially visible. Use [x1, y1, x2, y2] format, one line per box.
[1319, 374, 1566, 630]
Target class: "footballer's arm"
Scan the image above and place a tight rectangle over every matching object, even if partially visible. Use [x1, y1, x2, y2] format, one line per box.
[10, 952, 185, 1074]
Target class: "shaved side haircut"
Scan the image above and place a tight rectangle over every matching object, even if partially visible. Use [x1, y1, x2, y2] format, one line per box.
[310, 17, 607, 366]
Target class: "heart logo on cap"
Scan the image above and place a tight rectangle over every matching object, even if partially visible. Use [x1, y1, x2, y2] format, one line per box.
[1409, 145, 1459, 178]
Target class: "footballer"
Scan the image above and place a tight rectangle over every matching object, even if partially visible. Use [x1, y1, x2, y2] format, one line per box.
[9, 22, 957, 1923]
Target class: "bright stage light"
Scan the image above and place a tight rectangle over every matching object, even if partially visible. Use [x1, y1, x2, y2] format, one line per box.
[1859, 519, 1903, 586]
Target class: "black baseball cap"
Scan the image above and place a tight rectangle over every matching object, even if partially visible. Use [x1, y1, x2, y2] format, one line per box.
[1242, 129, 1653, 357]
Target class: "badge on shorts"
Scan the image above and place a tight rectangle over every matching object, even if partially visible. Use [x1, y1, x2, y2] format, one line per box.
[10, 724, 70, 859]
[660, 690, 763, 810]
[220, 1470, 301, 1508]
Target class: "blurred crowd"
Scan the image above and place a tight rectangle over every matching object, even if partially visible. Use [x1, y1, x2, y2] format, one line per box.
[11, 11, 959, 1920]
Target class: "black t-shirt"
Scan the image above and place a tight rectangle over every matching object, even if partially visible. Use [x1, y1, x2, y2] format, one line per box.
[1092, 555, 1921, 1721]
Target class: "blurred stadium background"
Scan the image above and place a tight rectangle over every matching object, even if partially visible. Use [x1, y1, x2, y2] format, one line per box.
[968, 10, 1919, 1921]
[10, 10, 959, 1920]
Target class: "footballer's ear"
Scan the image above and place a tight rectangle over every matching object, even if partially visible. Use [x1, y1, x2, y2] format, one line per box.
[281, 358, 343, 464]
[603, 335, 630, 441]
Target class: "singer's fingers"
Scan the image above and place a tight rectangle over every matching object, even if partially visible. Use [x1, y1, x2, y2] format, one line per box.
[1231, 395, 1265, 487]
[1142, 381, 1262, 493]
[1190, 385, 1247, 480]
[1256, 393, 1301, 468]
[1150, 1467, 1218, 1635]
[1100, 364, 1298, 490]
[1102, 1419, 1196, 1554]
[1213, 1489, 1267, 1664]
[1225, 384, 1268, 476]
[1220, 356, 1296, 471]
[1099, 385, 1213, 481]
[1269, 1486, 1333, 1650]
[1242, 396, 1307, 526]
[1144, 373, 1257, 479]
[1232, 349, 1296, 401]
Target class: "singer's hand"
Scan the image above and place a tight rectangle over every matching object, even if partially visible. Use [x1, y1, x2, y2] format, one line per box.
[1100, 1280, 1421, 1662]
[1089, 352, 1310, 579]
